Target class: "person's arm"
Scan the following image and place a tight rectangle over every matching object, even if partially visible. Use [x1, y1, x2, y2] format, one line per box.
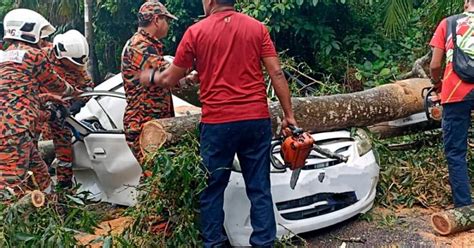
[37, 60, 74, 97]
[429, 19, 447, 92]
[262, 56, 297, 134]
[140, 63, 188, 88]
[430, 48, 445, 90]
[141, 28, 197, 88]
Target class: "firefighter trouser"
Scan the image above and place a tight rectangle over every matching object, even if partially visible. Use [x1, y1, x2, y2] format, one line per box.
[0, 131, 51, 194]
[49, 119, 73, 184]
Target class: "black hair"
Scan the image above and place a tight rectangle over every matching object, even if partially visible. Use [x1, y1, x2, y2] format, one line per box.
[216, 0, 236, 6]
[138, 14, 152, 27]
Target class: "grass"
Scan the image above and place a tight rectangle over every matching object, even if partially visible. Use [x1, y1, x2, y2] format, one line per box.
[374, 130, 474, 209]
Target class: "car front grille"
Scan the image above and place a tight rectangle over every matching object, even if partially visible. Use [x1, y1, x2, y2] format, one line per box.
[276, 191, 358, 221]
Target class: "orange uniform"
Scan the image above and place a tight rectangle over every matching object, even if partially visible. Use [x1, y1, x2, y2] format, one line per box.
[0, 41, 71, 193]
[121, 29, 174, 163]
[40, 43, 93, 185]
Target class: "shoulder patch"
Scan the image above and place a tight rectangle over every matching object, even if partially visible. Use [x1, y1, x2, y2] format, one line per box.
[0, 50, 26, 64]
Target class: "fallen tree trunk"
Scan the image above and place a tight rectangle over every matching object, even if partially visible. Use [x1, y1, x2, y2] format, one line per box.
[140, 78, 431, 150]
[369, 120, 440, 139]
[40, 78, 433, 159]
[431, 205, 474, 235]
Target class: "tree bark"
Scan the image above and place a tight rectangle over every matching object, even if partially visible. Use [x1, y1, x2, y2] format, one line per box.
[40, 78, 433, 159]
[140, 78, 432, 151]
[84, 0, 100, 83]
[431, 205, 474, 235]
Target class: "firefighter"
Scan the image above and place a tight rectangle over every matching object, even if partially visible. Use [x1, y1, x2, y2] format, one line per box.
[40, 29, 92, 188]
[0, 8, 75, 197]
[121, 1, 178, 164]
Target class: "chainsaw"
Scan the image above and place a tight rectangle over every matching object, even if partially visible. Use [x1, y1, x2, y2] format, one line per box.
[270, 125, 348, 189]
[422, 86, 442, 121]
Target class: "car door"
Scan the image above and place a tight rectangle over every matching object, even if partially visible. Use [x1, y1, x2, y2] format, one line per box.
[69, 91, 141, 206]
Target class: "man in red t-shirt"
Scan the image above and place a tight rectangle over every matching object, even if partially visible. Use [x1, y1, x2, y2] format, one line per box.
[430, 0, 474, 207]
[141, 0, 297, 246]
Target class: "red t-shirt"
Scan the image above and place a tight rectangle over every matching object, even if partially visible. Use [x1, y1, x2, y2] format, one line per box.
[430, 14, 474, 104]
[173, 10, 278, 124]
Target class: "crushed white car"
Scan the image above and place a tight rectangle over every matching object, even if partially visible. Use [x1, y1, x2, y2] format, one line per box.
[68, 73, 379, 246]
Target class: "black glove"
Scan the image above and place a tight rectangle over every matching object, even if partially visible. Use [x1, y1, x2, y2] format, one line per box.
[57, 180, 73, 189]
[45, 102, 70, 125]
[69, 100, 86, 116]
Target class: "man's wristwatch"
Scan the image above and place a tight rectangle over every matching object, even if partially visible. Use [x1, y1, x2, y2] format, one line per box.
[149, 68, 157, 85]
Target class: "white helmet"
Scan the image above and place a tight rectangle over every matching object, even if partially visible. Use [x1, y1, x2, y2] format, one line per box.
[53, 29, 89, 66]
[3, 8, 56, 44]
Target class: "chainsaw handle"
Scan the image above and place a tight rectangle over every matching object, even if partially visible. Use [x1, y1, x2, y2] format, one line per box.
[422, 86, 439, 121]
[270, 140, 287, 170]
[287, 125, 304, 136]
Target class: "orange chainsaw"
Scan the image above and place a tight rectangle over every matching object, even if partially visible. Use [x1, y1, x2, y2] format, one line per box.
[422, 86, 442, 121]
[270, 125, 348, 189]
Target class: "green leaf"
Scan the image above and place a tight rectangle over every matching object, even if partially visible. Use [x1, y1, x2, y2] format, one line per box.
[15, 233, 36, 242]
[296, 0, 304, 6]
[66, 195, 85, 205]
[379, 68, 391, 77]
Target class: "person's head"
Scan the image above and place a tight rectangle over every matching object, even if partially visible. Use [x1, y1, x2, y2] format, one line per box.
[53, 29, 89, 68]
[201, 0, 235, 16]
[137, 1, 178, 39]
[3, 8, 56, 45]
[465, 0, 474, 10]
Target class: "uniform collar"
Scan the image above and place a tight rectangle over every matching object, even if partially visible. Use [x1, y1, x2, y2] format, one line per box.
[138, 29, 162, 44]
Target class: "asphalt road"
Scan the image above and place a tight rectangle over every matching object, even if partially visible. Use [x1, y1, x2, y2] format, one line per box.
[300, 207, 474, 248]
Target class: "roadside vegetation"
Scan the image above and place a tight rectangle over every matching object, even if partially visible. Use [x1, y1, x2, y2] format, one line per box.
[0, 0, 472, 246]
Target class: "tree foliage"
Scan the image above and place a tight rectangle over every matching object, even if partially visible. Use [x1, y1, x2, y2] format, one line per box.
[0, 0, 465, 84]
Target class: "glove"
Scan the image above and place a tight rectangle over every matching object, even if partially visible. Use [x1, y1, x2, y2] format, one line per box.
[45, 102, 70, 125]
[69, 100, 86, 115]
[57, 180, 73, 189]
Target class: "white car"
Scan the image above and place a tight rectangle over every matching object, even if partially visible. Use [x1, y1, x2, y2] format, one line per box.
[68, 74, 379, 246]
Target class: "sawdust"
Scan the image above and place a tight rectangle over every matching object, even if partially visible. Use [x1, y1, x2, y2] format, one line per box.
[418, 230, 474, 247]
[75, 216, 134, 247]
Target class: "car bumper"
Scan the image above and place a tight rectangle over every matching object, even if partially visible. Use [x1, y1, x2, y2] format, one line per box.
[223, 151, 379, 247]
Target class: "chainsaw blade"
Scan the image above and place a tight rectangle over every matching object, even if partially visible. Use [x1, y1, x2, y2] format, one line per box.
[290, 168, 301, 190]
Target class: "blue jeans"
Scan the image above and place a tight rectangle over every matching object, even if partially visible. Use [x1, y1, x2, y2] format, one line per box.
[199, 118, 276, 248]
[442, 100, 474, 207]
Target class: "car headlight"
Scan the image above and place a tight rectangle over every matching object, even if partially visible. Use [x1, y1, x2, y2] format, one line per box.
[353, 128, 372, 156]
[232, 156, 286, 173]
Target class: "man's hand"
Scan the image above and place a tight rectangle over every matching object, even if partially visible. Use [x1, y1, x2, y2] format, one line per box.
[69, 100, 86, 115]
[39, 93, 66, 105]
[178, 70, 199, 89]
[433, 82, 442, 93]
[45, 102, 70, 125]
[281, 115, 298, 137]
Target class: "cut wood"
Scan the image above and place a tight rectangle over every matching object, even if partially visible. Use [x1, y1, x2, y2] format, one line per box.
[75, 216, 134, 247]
[431, 205, 474, 235]
[13, 190, 45, 208]
[140, 78, 431, 152]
